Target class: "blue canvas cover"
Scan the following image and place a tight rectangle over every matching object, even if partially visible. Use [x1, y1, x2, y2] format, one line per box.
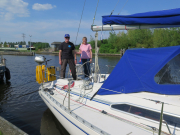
[98, 46, 180, 95]
[102, 8, 180, 25]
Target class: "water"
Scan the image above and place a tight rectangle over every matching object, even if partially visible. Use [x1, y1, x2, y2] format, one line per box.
[0, 54, 120, 135]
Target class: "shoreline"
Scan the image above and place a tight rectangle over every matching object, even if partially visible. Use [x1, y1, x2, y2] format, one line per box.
[36, 51, 121, 56]
[0, 51, 121, 56]
[0, 51, 35, 56]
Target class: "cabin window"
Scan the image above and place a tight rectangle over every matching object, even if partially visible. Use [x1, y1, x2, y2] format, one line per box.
[154, 54, 180, 84]
[111, 104, 180, 128]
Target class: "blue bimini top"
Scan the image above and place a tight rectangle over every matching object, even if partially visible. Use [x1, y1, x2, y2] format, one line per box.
[98, 46, 180, 95]
[102, 8, 180, 25]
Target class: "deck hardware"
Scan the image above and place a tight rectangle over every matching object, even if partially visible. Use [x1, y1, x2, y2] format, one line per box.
[101, 110, 107, 114]
[44, 88, 49, 91]
[49, 91, 54, 95]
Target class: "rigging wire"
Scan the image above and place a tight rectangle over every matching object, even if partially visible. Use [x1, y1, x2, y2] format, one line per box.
[75, 0, 86, 45]
[110, 0, 120, 16]
[92, 0, 100, 25]
[118, 0, 129, 15]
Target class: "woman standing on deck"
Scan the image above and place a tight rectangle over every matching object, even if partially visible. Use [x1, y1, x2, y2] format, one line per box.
[78, 37, 92, 77]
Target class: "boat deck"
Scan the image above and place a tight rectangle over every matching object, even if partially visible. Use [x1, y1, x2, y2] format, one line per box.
[39, 78, 180, 135]
[42, 84, 163, 135]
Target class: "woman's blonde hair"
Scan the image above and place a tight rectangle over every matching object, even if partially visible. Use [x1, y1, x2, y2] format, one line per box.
[82, 37, 87, 41]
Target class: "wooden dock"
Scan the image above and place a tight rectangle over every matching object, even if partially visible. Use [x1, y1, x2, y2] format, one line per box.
[0, 116, 28, 135]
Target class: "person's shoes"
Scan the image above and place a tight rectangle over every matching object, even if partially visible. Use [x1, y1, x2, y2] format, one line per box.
[60, 77, 64, 79]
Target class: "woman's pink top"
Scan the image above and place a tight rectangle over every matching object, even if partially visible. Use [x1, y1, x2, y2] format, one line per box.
[79, 44, 92, 59]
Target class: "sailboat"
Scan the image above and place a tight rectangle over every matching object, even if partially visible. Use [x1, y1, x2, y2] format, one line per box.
[35, 8, 180, 135]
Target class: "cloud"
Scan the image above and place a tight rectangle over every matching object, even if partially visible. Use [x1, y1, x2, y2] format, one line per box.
[0, 19, 96, 44]
[0, 0, 29, 20]
[32, 3, 56, 11]
[119, 10, 130, 15]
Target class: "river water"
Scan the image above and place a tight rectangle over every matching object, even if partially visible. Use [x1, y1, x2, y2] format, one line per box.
[0, 54, 120, 135]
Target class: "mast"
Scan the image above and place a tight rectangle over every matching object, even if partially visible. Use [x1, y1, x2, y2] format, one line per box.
[94, 32, 99, 83]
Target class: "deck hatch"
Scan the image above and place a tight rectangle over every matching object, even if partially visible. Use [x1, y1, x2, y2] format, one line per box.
[111, 104, 180, 128]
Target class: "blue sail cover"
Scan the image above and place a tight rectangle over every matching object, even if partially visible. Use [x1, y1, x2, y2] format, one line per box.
[102, 8, 180, 25]
[98, 46, 180, 95]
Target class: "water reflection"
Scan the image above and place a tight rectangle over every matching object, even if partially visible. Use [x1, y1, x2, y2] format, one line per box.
[0, 80, 11, 104]
[40, 109, 69, 135]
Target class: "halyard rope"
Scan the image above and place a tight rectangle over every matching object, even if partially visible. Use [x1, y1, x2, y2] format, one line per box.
[75, 0, 86, 45]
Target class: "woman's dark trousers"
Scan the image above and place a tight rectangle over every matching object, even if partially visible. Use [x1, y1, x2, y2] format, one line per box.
[81, 59, 90, 77]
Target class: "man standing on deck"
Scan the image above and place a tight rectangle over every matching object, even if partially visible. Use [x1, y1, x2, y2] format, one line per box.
[59, 34, 77, 80]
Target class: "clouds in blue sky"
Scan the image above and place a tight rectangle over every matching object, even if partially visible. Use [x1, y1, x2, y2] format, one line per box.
[1, 0, 180, 45]
[32, 3, 56, 11]
[0, 0, 29, 20]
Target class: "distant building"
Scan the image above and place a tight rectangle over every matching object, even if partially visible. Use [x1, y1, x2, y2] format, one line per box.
[14, 45, 29, 48]
[51, 42, 61, 51]
[22, 45, 30, 48]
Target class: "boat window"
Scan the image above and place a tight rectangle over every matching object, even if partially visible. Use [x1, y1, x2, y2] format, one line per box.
[154, 54, 180, 84]
[111, 104, 180, 128]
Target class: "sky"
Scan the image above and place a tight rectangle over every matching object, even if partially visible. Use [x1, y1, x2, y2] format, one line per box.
[0, 0, 180, 45]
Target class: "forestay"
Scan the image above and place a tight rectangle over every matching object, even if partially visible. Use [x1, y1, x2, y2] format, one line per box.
[98, 46, 180, 95]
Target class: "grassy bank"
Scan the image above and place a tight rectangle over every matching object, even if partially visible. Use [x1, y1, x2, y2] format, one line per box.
[0, 48, 121, 56]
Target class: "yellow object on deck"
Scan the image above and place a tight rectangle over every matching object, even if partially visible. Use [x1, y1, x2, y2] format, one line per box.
[36, 65, 43, 84]
[47, 66, 56, 81]
[42, 65, 47, 82]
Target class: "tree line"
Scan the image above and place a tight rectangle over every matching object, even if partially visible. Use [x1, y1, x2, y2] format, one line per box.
[30, 42, 50, 50]
[0, 41, 26, 47]
[75, 28, 180, 53]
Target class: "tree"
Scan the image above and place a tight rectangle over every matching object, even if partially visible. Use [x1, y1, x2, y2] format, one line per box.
[89, 35, 95, 49]
[108, 31, 118, 49]
[4, 41, 7, 47]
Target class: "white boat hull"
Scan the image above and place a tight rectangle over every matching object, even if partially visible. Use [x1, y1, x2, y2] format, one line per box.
[39, 90, 101, 135]
[38, 79, 171, 135]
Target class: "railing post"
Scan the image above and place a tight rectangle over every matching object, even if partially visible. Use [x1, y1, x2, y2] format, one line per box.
[162, 120, 172, 134]
[68, 79, 71, 110]
[159, 102, 164, 135]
